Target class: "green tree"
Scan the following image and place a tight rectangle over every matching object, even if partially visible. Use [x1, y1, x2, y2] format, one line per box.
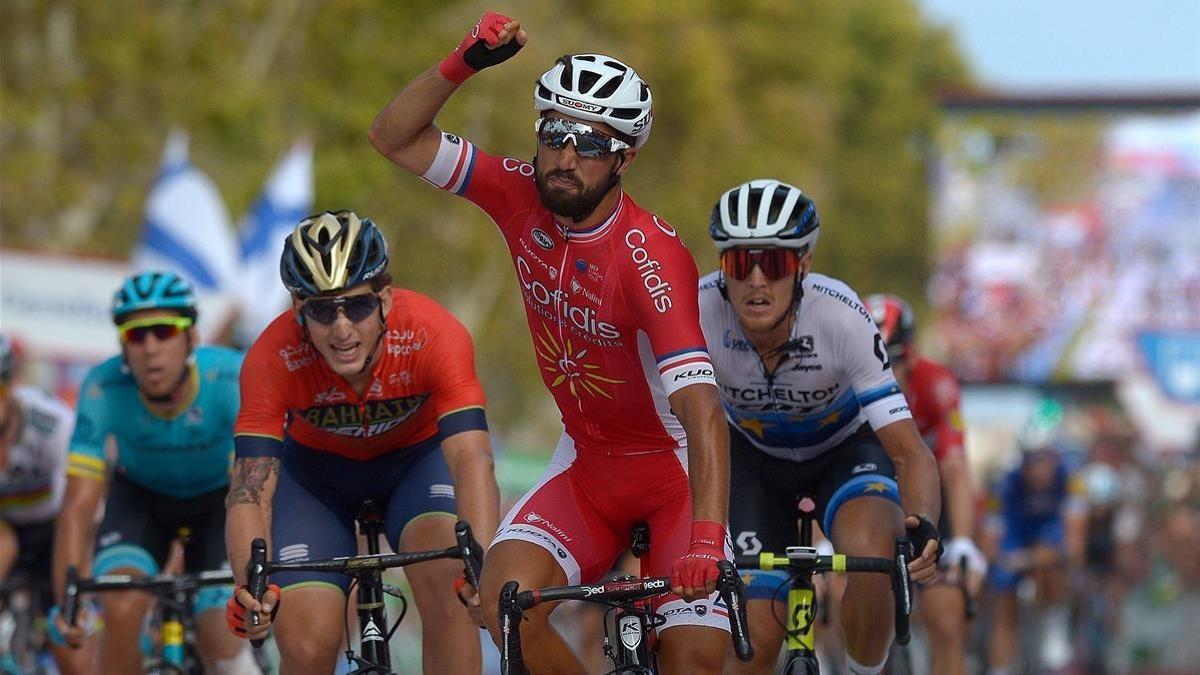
[1, 0, 968, 450]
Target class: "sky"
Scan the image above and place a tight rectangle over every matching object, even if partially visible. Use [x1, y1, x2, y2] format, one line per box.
[916, 0, 1200, 92]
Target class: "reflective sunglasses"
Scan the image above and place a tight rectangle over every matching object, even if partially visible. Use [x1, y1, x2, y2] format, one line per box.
[534, 117, 631, 158]
[118, 316, 194, 344]
[301, 293, 381, 326]
[720, 248, 801, 281]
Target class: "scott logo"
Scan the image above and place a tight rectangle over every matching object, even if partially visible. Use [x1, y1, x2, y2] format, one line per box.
[555, 95, 603, 113]
[531, 228, 554, 250]
[736, 531, 762, 555]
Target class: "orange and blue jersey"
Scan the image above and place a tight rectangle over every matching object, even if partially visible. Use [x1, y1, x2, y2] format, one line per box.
[234, 288, 488, 461]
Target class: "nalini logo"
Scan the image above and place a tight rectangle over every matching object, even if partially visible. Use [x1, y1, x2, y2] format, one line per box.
[532, 228, 555, 250]
[797, 335, 815, 352]
[443, 132, 461, 145]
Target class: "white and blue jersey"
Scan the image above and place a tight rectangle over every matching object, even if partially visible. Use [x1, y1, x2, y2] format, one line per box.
[699, 272, 911, 462]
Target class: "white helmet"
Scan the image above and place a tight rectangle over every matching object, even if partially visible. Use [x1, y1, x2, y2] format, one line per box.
[709, 179, 821, 251]
[534, 54, 653, 148]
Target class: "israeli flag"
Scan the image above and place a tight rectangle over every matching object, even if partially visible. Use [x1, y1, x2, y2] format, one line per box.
[132, 130, 239, 340]
[1138, 331, 1200, 405]
[234, 140, 314, 345]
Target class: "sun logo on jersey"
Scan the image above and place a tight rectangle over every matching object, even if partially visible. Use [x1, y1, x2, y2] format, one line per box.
[534, 324, 624, 399]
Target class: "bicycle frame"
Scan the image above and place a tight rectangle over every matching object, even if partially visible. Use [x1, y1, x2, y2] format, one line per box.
[246, 518, 483, 675]
[734, 535, 911, 674]
[498, 560, 752, 675]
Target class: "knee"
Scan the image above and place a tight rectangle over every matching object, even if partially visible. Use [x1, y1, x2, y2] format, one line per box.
[830, 499, 902, 558]
[99, 591, 150, 629]
[206, 646, 260, 675]
[277, 633, 339, 672]
[924, 604, 963, 642]
[659, 628, 726, 674]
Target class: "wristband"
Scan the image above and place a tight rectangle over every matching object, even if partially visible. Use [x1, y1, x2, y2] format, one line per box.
[690, 520, 726, 551]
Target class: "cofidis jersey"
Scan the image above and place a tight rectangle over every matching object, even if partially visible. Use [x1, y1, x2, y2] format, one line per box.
[422, 132, 715, 456]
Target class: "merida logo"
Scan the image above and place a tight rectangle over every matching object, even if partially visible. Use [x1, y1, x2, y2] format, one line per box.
[362, 619, 383, 642]
[624, 229, 673, 313]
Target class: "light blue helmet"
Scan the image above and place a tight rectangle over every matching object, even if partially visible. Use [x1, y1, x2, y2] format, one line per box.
[112, 271, 198, 324]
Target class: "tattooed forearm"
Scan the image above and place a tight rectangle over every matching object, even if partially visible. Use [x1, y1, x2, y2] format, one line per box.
[226, 457, 280, 507]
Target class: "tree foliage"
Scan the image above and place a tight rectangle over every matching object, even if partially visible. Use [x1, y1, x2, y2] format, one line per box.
[1, 0, 968, 448]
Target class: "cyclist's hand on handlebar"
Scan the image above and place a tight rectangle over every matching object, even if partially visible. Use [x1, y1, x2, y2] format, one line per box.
[454, 571, 484, 627]
[904, 514, 943, 584]
[438, 11, 527, 84]
[671, 521, 726, 601]
[47, 604, 91, 648]
[227, 584, 280, 640]
[941, 536, 987, 594]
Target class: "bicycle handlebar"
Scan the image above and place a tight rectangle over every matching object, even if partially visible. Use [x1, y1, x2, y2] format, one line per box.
[62, 566, 235, 629]
[958, 556, 978, 620]
[498, 562, 753, 674]
[717, 560, 755, 662]
[734, 537, 913, 646]
[455, 521, 485, 591]
[248, 538, 268, 648]
[246, 520, 484, 649]
[63, 566, 80, 628]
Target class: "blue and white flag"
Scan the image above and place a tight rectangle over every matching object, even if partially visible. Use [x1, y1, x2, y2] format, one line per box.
[234, 140, 314, 344]
[131, 129, 239, 339]
[1138, 331, 1200, 405]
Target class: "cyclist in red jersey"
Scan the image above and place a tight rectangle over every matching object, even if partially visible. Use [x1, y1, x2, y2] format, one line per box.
[865, 294, 986, 675]
[369, 12, 732, 673]
[225, 211, 500, 674]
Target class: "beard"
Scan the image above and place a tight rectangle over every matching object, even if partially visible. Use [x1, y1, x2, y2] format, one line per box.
[534, 164, 618, 222]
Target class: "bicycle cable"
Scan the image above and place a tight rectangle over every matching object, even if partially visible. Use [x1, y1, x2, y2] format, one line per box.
[385, 592, 407, 644]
